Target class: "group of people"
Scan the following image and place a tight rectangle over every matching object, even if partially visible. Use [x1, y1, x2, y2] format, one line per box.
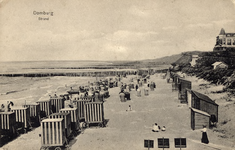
[152, 123, 166, 132]
[135, 79, 156, 97]
[0, 101, 14, 112]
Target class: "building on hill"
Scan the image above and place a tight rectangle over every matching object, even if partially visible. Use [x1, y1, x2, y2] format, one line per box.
[212, 61, 228, 70]
[213, 28, 235, 51]
[190, 55, 199, 67]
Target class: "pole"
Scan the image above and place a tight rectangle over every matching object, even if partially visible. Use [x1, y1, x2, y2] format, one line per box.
[148, 140, 150, 150]
[180, 138, 182, 150]
[163, 137, 164, 150]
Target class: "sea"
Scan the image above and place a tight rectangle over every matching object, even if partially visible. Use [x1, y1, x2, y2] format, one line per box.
[0, 60, 115, 74]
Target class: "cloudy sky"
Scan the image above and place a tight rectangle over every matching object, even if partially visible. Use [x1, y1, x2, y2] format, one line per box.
[0, 0, 235, 61]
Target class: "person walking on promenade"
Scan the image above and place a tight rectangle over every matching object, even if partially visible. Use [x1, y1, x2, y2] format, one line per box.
[119, 89, 126, 102]
[150, 82, 154, 91]
[137, 88, 141, 97]
[201, 125, 209, 144]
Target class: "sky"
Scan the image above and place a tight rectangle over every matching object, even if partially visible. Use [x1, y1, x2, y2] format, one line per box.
[0, 0, 235, 61]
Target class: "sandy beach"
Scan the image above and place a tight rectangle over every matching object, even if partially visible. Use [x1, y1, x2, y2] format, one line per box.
[0, 74, 235, 150]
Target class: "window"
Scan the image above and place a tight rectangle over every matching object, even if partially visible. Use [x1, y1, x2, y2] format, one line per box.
[227, 39, 231, 45]
[233, 39, 235, 45]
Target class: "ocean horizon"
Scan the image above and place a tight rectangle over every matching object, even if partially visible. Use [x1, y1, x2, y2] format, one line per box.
[0, 60, 114, 74]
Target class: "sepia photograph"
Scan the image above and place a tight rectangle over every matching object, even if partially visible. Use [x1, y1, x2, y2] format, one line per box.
[0, 0, 235, 149]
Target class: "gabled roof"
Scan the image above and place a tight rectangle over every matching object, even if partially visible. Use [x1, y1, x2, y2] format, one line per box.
[191, 90, 218, 106]
[212, 61, 227, 66]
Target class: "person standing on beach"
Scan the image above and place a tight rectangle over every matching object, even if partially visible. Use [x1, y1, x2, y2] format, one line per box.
[119, 89, 126, 102]
[201, 125, 209, 144]
[137, 88, 141, 97]
[135, 84, 138, 91]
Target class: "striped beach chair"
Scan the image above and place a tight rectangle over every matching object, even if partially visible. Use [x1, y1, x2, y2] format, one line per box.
[23, 103, 40, 126]
[50, 95, 65, 113]
[41, 118, 67, 150]
[73, 98, 92, 121]
[59, 108, 80, 131]
[49, 112, 72, 138]
[11, 106, 30, 132]
[83, 102, 105, 127]
[37, 99, 52, 117]
[0, 112, 17, 138]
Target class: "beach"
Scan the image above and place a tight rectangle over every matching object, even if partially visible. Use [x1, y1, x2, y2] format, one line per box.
[0, 74, 235, 150]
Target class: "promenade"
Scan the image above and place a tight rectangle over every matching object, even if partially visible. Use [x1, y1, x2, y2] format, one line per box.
[72, 75, 229, 150]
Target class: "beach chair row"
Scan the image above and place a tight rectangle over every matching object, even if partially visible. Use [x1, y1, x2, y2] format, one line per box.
[40, 101, 105, 150]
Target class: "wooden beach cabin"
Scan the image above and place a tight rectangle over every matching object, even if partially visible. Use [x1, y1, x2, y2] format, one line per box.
[190, 90, 219, 125]
[191, 108, 210, 130]
[186, 89, 192, 107]
[172, 74, 180, 91]
[178, 78, 192, 103]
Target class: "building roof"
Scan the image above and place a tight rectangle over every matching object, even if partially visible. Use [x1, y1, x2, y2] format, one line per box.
[219, 28, 225, 35]
[212, 61, 227, 66]
[191, 90, 218, 106]
[191, 108, 210, 117]
[225, 33, 235, 37]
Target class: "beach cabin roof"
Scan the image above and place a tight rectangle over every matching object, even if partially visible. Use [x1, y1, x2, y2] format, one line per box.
[42, 118, 63, 122]
[37, 99, 50, 102]
[11, 106, 28, 110]
[191, 108, 210, 117]
[25, 102, 38, 105]
[50, 112, 70, 116]
[191, 90, 218, 106]
[0, 111, 15, 115]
